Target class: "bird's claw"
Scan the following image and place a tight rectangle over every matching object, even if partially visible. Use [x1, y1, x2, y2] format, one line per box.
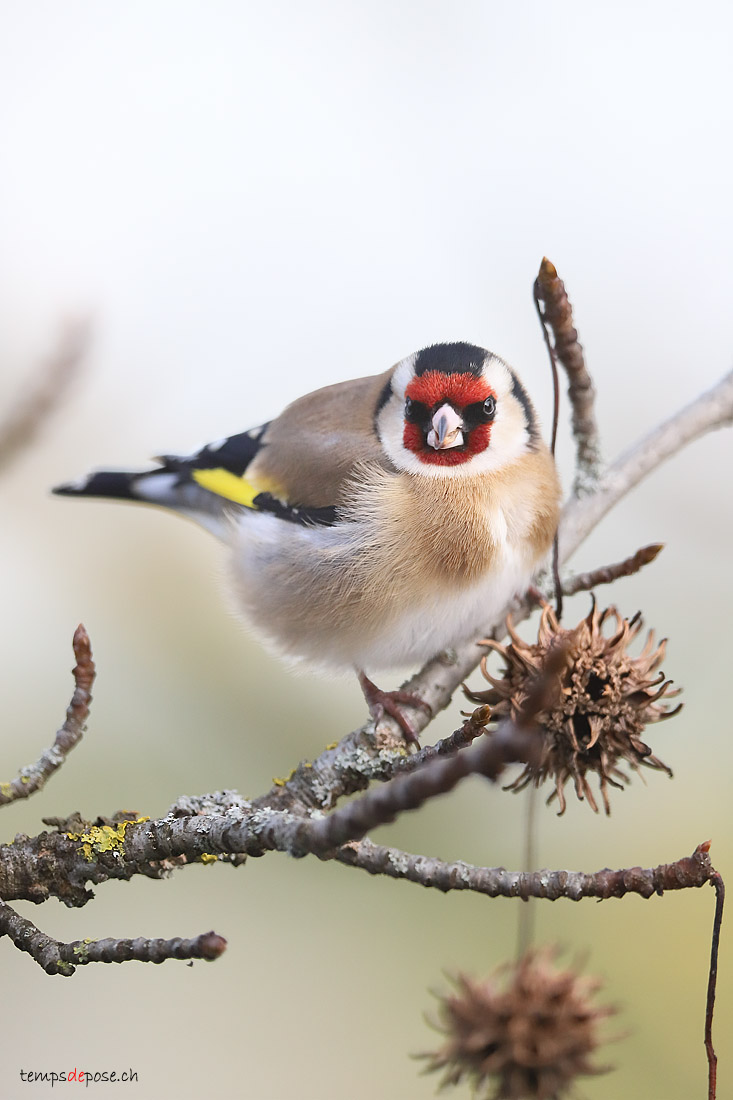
[358, 673, 432, 745]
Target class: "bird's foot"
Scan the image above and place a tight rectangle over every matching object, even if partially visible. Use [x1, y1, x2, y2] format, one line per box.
[357, 672, 432, 745]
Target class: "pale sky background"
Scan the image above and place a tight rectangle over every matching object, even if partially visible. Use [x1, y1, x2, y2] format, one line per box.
[1, 4, 732, 1098]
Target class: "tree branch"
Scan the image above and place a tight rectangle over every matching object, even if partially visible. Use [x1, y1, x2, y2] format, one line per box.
[391, 705, 492, 774]
[706, 871, 725, 1098]
[559, 543, 664, 598]
[0, 897, 225, 976]
[0, 625, 94, 807]
[277, 722, 540, 858]
[534, 256, 602, 495]
[335, 839, 717, 901]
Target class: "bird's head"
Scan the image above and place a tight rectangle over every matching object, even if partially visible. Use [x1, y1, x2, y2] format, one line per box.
[376, 342, 540, 478]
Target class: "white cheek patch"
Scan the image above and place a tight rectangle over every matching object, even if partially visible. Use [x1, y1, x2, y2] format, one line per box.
[389, 354, 418, 400]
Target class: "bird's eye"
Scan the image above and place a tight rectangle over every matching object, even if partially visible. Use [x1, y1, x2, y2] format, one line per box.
[404, 396, 429, 426]
[483, 395, 497, 420]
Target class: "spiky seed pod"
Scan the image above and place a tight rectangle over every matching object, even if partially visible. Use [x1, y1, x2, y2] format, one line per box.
[421, 949, 614, 1099]
[466, 602, 682, 814]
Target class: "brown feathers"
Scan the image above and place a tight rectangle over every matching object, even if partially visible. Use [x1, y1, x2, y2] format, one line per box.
[346, 447, 560, 591]
[248, 370, 394, 507]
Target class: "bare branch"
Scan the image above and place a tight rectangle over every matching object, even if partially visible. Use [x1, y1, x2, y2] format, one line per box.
[560, 543, 664, 598]
[335, 838, 717, 901]
[0, 322, 89, 472]
[0, 809, 241, 907]
[706, 871, 725, 1098]
[560, 366, 733, 565]
[391, 705, 491, 775]
[279, 722, 540, 858]
[534, 257, 602, 494]
[0, 625, 94, 808]
[254, 723, 409, 815]
[0, 897, 225, 976]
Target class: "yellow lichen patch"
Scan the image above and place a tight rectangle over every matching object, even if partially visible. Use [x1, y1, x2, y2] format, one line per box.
[272, 767, 298, 787]
[67, 816, 150, 862]
[199, 853, 218, 865]
[0, 775, 29, 798]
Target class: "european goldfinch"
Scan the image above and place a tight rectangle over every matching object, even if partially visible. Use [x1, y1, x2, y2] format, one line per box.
[55, 342, 561, 739]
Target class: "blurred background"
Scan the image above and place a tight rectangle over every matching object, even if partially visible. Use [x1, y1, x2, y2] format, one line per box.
[1, 3, 731, 1097]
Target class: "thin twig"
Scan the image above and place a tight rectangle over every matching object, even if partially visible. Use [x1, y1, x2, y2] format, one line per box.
[334, 838, 717, 901]
[706, 869, 725, 1100]
[0, 898, 225, 976]
[533, 262, 564, 619]
[551, 538, 563, 622]
[516, 786, 538, 959]
[534, 276, 562, 460]
[0, 625, 94, 808]
[0, 322, 89, 472]
[534, 257, 602, 495]
[560, 543, 664, 598]
[391, 706, 491, 775]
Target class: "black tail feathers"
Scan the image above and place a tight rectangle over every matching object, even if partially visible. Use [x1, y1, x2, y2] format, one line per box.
[53, 470, 141, 501]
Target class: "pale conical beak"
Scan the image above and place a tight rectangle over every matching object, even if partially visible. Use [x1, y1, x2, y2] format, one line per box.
[427, 403, 464, 450]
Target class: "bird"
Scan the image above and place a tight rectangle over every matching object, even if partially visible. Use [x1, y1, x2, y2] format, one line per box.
[54, 342, 561, 741]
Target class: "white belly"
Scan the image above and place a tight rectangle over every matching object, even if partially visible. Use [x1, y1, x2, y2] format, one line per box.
[227, 511, 537, 674]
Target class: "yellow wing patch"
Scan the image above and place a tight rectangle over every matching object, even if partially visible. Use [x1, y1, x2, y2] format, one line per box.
[192, 467, 265, 508]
